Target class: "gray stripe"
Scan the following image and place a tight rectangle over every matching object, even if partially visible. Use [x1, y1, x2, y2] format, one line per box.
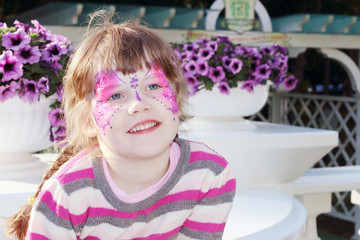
[92, 138, 191, 211]
[180, 226, 223, 239]
[186, 160, 224, 176]
[199, 191, 236, 206]
[36, 201, 73, 230]
[84, 200, 195, 228]
[63, 178, 97, 195]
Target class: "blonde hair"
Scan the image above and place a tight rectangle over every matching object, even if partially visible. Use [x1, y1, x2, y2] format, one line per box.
[6, 10, 188, 239]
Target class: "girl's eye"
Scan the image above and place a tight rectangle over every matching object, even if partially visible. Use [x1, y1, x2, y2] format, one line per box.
[108, 93, 123, 100]
[147, 84, 161, 91]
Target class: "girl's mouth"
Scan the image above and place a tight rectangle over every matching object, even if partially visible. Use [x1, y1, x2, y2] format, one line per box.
[128, 121, 160, 134]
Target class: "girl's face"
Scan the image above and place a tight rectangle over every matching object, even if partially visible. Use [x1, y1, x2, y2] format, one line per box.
[92, 66, 180, 161]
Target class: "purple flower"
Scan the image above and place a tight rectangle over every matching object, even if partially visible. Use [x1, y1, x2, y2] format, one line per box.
[241, 80, 256, 93]
[183, 43, 198, 52]
[19, 78, 39, 103]
[38, 77, 49, 93]
[185, 74, 199, 87]
[260, 46, 274, 56]
[217, 36, 230, 43]
[0, 51, 23, 82]
[0, 81, 20, 102]
[274, 72, 286, 88]
[254, 64, 271, 79]
[222, 56, 232, 69]
[195, 37, 209, 45]
[54, 125, 66, 141]
[13, 20, 29, 32]
[198, 47, 214, 60]
[197, 59, 209, 76]
[184, 60, 198, 75]
[218, 81, 230, 94]
[229, 58, 243, 74]
[57, 86, 64, 102]
[48, 108, 65, 127]
[209, 66, 225, 83]
[2, 28, 31, 51]
[41, 42, 68, 62]
[204, 41, 218, 51]
[273, 44, 288, 55]
[14, 45, 41, 64]
[283, 75, 298, 90]
[0, 22, 7, 29]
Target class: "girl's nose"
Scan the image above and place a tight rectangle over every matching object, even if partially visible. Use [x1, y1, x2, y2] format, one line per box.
[128, 99, 152, 115]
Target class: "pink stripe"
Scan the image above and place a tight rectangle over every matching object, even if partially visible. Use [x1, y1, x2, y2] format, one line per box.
[28, 233, 51, 240]
[56, 149, 88, 179]
[203, 178, 236, 198]
[184, 219, 226, 233]
[59, 168, 94, 185]
[189, 151, 228, 168]
[132, 226, 181, 240]
[85, 237, 101, 240]
[38, 190, 70, 220]
[68, 190, 201, 226]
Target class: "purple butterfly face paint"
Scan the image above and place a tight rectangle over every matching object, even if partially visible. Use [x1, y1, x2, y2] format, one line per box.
[149, 67, 179, 120]
[93, 70, 124, 134]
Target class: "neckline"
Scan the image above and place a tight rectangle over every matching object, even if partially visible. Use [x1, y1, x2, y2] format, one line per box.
[92, 138, 190, 211]
[101, 142, 180, 203]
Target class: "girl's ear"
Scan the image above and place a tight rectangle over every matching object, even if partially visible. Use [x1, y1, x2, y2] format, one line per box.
[84, 119, 98, 138]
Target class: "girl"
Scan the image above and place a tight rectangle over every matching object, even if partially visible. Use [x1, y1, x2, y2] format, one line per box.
[7, 10, 236, 240]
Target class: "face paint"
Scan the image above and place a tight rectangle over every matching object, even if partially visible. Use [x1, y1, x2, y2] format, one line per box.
[150, 68, 179, 119]
[93, 70, 124, 134]
[129, 75, 142, 101]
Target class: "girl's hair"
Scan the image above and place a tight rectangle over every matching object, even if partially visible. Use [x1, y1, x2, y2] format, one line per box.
[6, 10, 188, 239]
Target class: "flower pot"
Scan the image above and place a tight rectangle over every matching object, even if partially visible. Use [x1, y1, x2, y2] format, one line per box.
[0, 95, 56, 180]
[182, 82, 270, 132]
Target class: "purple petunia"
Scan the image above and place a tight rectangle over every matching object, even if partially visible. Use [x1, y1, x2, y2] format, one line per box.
[48, 108, 65, 127]
[0, 51, 23, 82]
[209, 66, 225, 83]
[38, 77, 49, 93]
[19, 78, 39, 103]
[0, 81, 20, 102]
[14, 45, 41, 64]
[222, 56, 232, 70]
[184, 60, 198, 75]
[204, 41, 218, 51]
[218, 81, 230, 95]
[229, 58, 243, 75]
[185, 74, 199, 87]
[2, 28, 31, 51]
[254, 64, 271, 80]
[260, 46, 274, 56]
[198, 47, 214, 60]
[283, 75, 298, 90]
[182, 43, 198, 52]
[241, 80, 256, 93]
[41, 42, 68, 62]
[196, 59, 209, 76]
[57, 86, 64, 102]
[54, 125, 66, 141]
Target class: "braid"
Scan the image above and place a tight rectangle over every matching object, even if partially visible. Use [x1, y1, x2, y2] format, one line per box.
[6, 145, 76, 240]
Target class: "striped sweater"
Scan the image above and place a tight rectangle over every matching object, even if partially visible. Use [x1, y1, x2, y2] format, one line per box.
[27, 138, 236, 239]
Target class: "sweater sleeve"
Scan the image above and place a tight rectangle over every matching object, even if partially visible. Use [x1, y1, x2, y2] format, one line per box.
[178, 164, 236, 239]
[26, 178, 77, 240]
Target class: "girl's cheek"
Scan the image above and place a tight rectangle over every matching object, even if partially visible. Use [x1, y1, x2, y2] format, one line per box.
[93, 101, 121, 135]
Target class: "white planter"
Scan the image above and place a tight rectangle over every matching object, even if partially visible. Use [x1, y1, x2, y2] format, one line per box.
[0, 95, 56, 180]
[183, 82, 270, 131]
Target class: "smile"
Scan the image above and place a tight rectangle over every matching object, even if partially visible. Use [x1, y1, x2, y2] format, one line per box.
[128, 121, 159, 133]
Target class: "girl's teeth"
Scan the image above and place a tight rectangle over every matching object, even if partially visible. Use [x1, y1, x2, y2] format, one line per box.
[130, 122, 157, 133]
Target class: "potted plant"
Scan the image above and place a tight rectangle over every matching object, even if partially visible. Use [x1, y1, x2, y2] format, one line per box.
[0, 20, 72, 180]
[173, 36, 298, 118]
